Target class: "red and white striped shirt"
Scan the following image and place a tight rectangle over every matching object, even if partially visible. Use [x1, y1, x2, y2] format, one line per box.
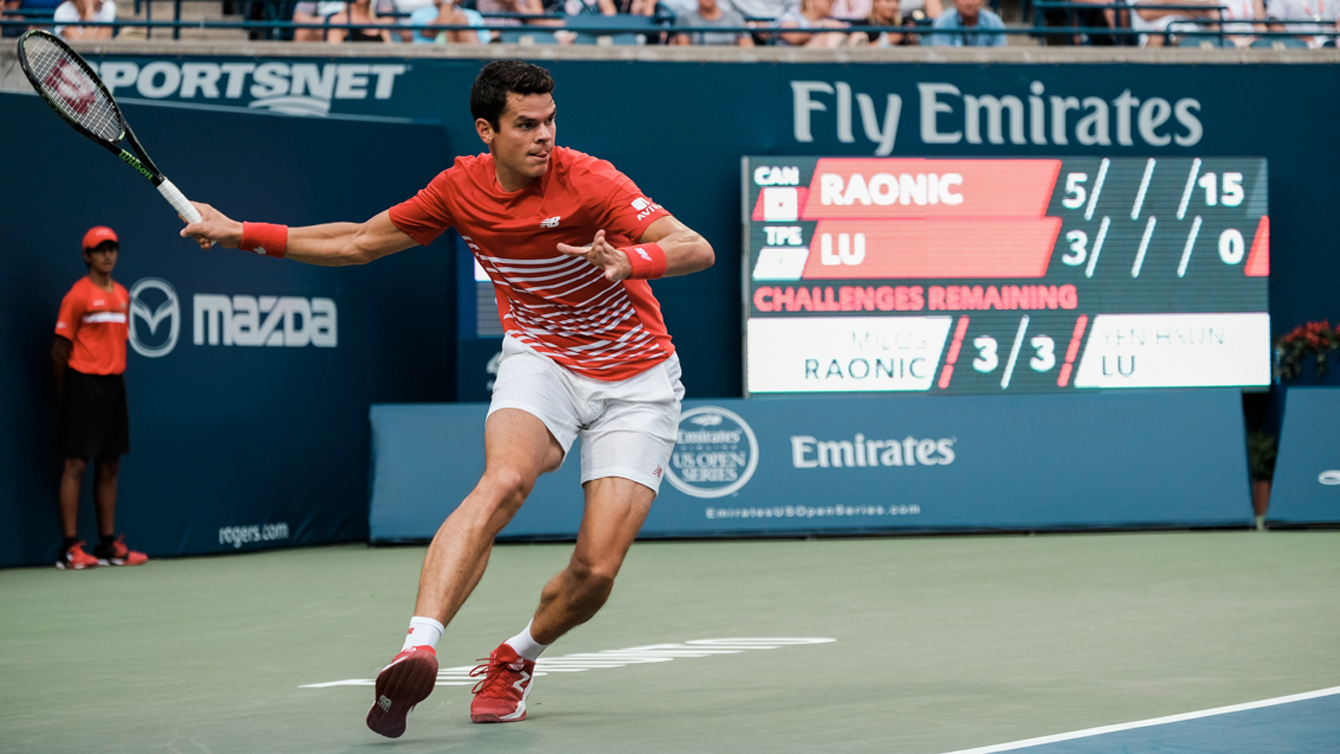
[389, 147, 674, 381]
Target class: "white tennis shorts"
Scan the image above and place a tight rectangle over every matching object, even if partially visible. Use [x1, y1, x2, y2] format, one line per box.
[487, 335, 684, 495]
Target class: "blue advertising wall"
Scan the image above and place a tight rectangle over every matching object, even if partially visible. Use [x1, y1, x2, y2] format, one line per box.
[0, 92, 456, 567]
[24, 54, 1340, 394]
[369, 390, 1252, 541]
[1267, 388, 1340, 525]
[5, 53, 1339, 566]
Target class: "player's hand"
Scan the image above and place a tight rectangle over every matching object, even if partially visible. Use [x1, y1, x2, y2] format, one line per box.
[180, 202, 243, 251]
[557, 229, 632, 282]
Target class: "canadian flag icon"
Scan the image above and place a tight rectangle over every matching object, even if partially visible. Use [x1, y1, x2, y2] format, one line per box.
[762, 187, 799, 222]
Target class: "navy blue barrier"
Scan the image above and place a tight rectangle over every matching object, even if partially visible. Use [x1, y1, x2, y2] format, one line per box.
[370, 390, 1251, 541]
[0, 92, 456, 568]
[1267, 388, 1340, 525]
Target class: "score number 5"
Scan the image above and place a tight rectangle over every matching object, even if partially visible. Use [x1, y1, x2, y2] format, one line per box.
[1061, 172, 1088, 210]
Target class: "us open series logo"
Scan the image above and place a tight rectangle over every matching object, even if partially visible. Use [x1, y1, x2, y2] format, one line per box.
[664, 407, 759, 499]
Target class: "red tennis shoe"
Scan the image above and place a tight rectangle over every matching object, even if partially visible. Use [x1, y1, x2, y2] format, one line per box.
[469, 643, 535, 723]
[95, 535, 147, 567]
[56, 541, 98, 570]
[366, 646, 437, 738]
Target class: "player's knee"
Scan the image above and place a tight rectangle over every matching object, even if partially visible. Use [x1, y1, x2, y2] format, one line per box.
[483, 467, 536, 510]
[568, 556, 618, 597]
[63, 458, 87, 477]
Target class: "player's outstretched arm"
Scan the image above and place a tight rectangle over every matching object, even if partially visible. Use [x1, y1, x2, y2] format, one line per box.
[557, 216, 714, 282]
[181, 203, 417, 266]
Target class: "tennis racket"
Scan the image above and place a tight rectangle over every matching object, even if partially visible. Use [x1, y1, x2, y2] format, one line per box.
[16, 29, 201, 224]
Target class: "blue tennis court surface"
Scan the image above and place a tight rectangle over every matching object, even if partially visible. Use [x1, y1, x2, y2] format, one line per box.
[946, 686, 1340, 754]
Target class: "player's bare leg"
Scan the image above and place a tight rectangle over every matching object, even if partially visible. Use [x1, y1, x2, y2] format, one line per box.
[54, 457, 100, 569]
[530, 478, 655, 643]
[367, 408, 562, 738]
[92, 458, 119, 540]
[58, 457, 87, 539]
[414, 408, 565, 624]
[470, 477, 653, 723]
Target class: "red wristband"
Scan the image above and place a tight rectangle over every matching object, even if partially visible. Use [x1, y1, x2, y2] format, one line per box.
[621, 242, 666, 279]
[239, 222, 288, 258]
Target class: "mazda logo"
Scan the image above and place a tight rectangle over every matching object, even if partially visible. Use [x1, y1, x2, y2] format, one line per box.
[128, 277, 180, 358]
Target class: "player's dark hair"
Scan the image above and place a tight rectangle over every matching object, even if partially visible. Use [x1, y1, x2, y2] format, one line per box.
[470, 60, 554, 129]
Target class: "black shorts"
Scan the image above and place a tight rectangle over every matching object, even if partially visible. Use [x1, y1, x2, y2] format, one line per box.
[57, 369, 130, 460]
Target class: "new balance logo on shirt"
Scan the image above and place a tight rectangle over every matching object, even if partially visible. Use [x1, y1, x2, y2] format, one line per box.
[378, 695, 393, 711]
[540, 216, 561, 229]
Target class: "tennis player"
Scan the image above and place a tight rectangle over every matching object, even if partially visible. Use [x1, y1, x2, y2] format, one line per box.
[181, 60, 714, 735]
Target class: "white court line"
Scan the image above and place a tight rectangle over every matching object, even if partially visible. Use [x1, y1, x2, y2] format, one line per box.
[939, 685, 1340, 754]
[299, 637, 836, 689]
[1084, 158, 1109, 221]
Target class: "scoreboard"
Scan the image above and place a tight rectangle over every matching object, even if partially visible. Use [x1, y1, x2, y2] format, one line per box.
[742, 157, 1270, 396]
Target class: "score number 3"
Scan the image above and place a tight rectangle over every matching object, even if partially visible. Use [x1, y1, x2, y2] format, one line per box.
[973, 335, 1056, 373]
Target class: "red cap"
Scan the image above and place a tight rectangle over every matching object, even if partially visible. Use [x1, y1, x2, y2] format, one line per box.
[82, 226, 118, 251]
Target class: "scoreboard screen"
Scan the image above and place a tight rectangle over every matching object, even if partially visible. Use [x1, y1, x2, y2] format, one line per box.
[742, 156, 1270, 396]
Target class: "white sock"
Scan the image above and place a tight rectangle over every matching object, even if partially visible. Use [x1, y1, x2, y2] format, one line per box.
[401, 616, 444, 652]
[504, 620, 551, 662]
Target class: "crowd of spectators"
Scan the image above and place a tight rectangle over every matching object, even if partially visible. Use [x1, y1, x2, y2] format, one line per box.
[3, 0, 117, 38]
[1049, 0, 1336, 46]
[1, 0, 1335, 46]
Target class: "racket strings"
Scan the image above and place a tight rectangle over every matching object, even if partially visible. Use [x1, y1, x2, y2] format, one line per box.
[21, 36, 123, 143]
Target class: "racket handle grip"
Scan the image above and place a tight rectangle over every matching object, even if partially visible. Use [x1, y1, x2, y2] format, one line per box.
[157, 178, 201, 224]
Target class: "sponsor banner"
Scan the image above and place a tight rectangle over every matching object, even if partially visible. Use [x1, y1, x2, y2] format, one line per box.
[126, 278, 340, 355]
[369, 390, 1250, 542]
[66, 58, 1221, 155]
[86, 60, 409, 117]
[1266, 388, 1340, 524]
[192, 293, 337, 348]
